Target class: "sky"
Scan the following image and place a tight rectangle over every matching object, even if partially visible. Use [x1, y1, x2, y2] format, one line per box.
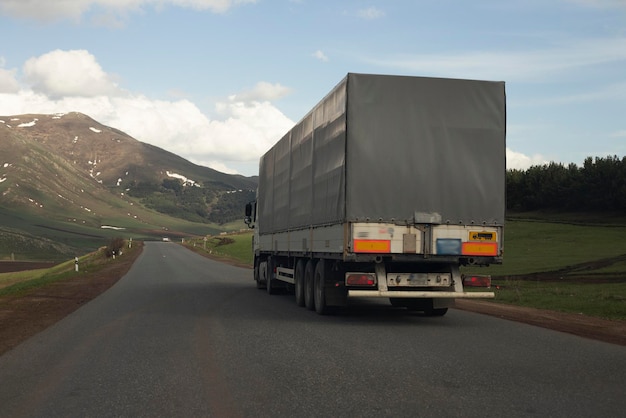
[0, 0, 625, 177]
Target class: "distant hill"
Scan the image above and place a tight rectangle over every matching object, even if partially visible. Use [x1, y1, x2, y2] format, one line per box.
[0, 112, 257, 260]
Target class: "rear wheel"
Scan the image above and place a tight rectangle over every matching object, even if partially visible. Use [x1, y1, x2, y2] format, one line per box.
[266, 256, 277, 295]
[304, 259, 316, 310]
[314, 259, 329, 315]
[254, 257, 264, 289]
[294, 259, 306, 307]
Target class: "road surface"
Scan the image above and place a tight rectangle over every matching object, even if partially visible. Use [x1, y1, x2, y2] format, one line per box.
[1, 242, 625, 417]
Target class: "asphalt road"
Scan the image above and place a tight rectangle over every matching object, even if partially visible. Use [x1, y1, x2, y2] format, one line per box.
[1, 242, 625, 418]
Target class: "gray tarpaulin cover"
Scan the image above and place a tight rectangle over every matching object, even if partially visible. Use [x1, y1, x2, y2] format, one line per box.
[258, 73, 506, 234]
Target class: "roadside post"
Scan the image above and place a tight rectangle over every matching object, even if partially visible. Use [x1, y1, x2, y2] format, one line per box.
[75, 257, 79, 272]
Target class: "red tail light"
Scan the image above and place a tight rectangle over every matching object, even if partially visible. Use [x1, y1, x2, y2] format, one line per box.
[463, 274, 492, 288]
[346, 273, 376, 286]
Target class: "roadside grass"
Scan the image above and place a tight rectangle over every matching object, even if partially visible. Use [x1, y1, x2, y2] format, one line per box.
[0, 259, 75, 292]
[0, 240, 139, 297]
[491, 280, 626, 320]
[183, 232, 253, 266]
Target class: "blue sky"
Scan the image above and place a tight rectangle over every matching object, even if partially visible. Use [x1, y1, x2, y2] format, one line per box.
[0, 0, 625, 176]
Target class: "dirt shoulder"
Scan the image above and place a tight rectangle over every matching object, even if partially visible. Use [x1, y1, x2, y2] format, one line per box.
[454, 299, 626, 346]
[1, 244, 624, 357]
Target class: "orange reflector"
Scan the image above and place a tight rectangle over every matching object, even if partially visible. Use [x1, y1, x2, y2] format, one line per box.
[346, 273, 376, 286]
[462, 242, 498, 256]
[353, 239, 391, 253]
[463, 275, 492, 288]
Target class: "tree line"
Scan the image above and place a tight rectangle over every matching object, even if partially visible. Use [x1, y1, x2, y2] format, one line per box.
[506, 155, 626, 212]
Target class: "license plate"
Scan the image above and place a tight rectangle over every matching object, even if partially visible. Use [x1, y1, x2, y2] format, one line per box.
[387, 273, 451, 287]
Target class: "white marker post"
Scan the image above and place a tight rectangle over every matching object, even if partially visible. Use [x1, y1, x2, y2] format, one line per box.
[75, 257, 79, 272]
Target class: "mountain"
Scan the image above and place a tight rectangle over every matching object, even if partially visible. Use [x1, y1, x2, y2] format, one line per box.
[0, 112, 257, 260]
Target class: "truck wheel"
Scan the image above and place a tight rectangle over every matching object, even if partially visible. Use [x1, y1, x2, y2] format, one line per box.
[304, 259, 316, 310]
[254, 257, 264, 289]
[266, 256, 277, 295]
[314, 259, 329, 315]
[294, 259, 306, 307]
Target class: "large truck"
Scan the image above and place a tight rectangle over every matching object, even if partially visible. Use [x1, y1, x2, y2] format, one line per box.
[245, 73, 505, 315]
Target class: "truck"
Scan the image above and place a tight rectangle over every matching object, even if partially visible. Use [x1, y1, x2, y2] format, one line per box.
[244, 73, 505, 315]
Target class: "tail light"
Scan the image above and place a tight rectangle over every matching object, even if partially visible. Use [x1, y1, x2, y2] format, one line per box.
[463, 274, 492, 288]
[346, 273, 376, 286]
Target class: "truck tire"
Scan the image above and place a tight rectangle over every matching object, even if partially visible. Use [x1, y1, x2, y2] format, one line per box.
[294, 259, 306, 307]
[304, 259, 316, 310]
[254, 257, 264, 289]
[266, 256, 277, 295]
[314, 259, 329, 315]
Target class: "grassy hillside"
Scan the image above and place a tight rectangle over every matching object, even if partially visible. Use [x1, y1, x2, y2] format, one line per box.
[0, 205, 220, 261]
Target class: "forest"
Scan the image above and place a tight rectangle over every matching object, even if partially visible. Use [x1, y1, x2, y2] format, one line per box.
[506, 155, 626, 213]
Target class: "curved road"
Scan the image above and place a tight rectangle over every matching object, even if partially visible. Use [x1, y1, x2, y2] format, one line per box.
[1, 242, 625, 417]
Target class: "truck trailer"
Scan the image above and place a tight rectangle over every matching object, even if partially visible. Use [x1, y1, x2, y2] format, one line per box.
[245, 73, 505, 315]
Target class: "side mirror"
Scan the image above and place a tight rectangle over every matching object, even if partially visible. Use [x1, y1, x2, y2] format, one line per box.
[244, 201, 255, 229]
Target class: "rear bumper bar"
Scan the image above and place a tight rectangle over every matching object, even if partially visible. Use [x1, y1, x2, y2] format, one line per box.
[348, 290, 495, 299]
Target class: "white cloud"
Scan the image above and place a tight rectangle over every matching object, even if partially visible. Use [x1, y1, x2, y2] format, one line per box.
[23, 50, 121, 99]
[506, 148, 547, 170]
[0, 0, 257, 22]
[312, 50, 329, 62]
[0, 49, 293, 176]
[610, 130, 626, 138]
[0, 66, 19, 93]
[357, 6, 385, 20]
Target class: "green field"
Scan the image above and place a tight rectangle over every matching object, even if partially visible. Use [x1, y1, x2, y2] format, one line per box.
[183, 233, 253, 266]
